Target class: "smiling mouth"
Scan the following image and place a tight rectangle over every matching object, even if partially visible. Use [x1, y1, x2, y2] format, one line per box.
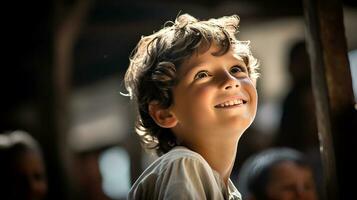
[215, 99, 247, 108]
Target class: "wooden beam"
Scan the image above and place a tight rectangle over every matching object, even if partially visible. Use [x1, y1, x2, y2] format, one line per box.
[35, 0, 92, 199]
[303, 0, 357, 199]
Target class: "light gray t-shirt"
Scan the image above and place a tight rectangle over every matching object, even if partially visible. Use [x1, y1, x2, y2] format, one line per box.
[128, 146, 241, 200]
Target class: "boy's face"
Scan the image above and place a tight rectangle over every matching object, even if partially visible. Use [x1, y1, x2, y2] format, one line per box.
[169, 44, 257, 141]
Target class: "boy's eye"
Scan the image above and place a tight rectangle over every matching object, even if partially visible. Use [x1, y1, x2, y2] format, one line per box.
[230, 65, 246, 74]
[194, 70, 210, 80]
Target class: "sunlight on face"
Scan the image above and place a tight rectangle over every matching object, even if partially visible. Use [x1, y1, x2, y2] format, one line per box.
[170, 44, 258, 144]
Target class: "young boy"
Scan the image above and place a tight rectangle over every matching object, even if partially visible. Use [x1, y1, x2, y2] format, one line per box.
[124, 13, 259, 199]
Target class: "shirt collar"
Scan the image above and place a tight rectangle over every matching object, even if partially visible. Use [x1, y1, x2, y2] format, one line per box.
[227, 179, 242, 200]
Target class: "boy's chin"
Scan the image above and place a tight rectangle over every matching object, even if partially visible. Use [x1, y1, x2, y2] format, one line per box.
[223, 116, 254, 128]
[216, 123, 251, 136]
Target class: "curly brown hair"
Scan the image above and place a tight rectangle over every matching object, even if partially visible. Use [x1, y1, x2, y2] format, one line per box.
[124, 13, 259, 156]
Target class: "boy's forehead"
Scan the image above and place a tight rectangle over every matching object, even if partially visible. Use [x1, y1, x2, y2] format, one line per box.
[178, 45, 246, 74]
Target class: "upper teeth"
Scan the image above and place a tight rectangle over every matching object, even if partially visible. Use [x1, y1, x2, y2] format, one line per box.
[216, 99, 243, 108]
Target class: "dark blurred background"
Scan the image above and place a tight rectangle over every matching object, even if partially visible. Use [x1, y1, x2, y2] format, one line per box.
[1, 0, 356, 199]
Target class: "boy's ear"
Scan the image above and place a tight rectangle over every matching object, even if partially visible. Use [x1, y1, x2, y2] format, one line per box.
[148, 101, 178, 128]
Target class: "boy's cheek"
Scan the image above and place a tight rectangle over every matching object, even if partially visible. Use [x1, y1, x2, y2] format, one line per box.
[195, 86, 214, 97]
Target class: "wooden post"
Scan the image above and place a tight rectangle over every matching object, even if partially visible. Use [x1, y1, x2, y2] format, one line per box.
[303, 0, 357, 199]
[35, 0, 91, 199]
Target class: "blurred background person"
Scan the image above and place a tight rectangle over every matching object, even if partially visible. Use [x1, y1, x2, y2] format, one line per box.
[0, 130, 48, 200]
[237, 147, 318, 200]
[274, 41, 318, 154]
[272, 41, 323, 197]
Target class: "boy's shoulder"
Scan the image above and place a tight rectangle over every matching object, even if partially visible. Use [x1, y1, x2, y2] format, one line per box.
[162, 146, 206, 161]
[133, 146, 224, 187]
[143, 146, 211, 176]
[128, 146, 227, 199]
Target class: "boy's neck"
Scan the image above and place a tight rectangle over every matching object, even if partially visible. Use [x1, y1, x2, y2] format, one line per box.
[185, 136, 239, 185]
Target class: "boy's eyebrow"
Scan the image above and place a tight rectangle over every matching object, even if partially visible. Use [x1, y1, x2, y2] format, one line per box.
[179, 55, 247, 78]
[232, 54, 248, 67]
[179, 62, 206, 79]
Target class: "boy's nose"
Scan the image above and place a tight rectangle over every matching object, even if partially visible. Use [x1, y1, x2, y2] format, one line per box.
[221, 72, 239, 90]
